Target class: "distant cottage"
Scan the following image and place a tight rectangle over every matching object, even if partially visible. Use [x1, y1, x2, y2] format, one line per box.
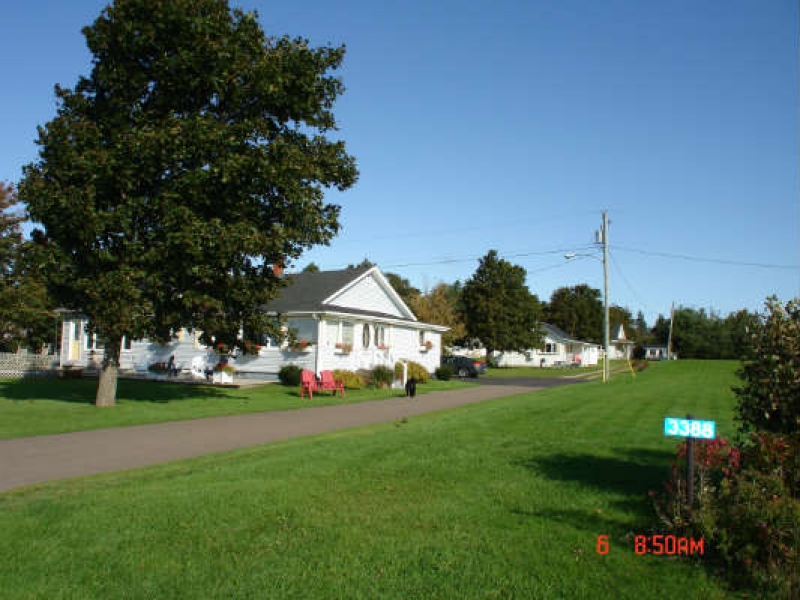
[59, 266, 448, 380]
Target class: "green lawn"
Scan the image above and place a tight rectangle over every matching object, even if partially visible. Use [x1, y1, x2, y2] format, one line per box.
[0, 361, 742, 599]
[0, 377, 473, 439]
[484, 360, 632, 379]
[484, 365, 599, 378]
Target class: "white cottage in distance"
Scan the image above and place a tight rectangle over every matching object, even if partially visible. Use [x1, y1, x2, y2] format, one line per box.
[59, 266, 448, 380]
[453, 323, 601, 368]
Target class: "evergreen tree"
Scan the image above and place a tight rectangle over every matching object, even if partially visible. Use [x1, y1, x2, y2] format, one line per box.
[461, 250, 542, 365]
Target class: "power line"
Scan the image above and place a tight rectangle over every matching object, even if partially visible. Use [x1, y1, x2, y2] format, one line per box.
[326, 244, 598, 271]
[614, 245, 798, 270]
[609, 250, 651, 313]
[333, 209, 602, 246]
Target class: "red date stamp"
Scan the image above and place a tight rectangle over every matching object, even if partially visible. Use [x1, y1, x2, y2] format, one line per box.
[596, 534, 704, 556]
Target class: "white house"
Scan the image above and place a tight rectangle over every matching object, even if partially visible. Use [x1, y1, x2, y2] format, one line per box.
[59, 266, 448, 380]
[609, 323, 635, 360]
[453, 323, 600, 368]
[642, 344, 675, 360]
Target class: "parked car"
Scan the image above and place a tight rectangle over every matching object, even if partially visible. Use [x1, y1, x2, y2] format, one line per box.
[442, 356, 487, 378]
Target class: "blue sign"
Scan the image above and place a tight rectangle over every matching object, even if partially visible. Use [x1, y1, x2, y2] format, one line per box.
[664, 418, 716, 440]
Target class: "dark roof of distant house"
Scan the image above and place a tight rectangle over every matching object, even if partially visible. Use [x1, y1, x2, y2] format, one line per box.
[541, 322, 600, 345]
[541, 322, 574, 342]
[262, 266, 417, 323]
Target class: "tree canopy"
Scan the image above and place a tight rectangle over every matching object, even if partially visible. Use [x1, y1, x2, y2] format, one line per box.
[409, 282, 466, 347]
[461, 250, 542, 361]
[650, 306, 758, 360]
[544, 284, 603, 343]
[18, 0, 357, 405]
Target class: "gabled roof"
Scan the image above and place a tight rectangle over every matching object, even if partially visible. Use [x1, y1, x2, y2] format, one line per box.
[263, 266, 372, 314]
[541, 322, 599, 346]
[263, 266, 438, 327]
[612, 323, 634, 344]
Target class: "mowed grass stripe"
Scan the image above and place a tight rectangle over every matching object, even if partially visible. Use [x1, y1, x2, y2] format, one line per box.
[0, 377, 473, 439]
[0, 361, 738, 599]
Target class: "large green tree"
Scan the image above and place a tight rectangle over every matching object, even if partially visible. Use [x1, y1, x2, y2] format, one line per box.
[544, 284, 603, 343]
[409, 283, 466, 347]
[19, 0, 357, 406]
[461, 250, 542, 364]
[0, 182, 25, 349]
[0, 183, 56, 352]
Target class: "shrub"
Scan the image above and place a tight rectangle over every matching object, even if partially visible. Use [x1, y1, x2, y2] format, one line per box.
[371, 365, 394, 388]
[709, 467, 800, 596]
[653, 432, 799, 596]
[278, 364, 302, 386]
[435, 365, 454, 381]
[393, 360, 429, 384]
[734, 297, 800, 438]
[333, 369, 365, 390]
[651, 437, 741, 537]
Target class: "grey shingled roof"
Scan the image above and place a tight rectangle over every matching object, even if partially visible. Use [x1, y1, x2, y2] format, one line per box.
[541, 322, 574, 342]
[262, 266, 417, 322]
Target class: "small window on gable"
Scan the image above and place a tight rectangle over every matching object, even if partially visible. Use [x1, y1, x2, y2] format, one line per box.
[362, 324, 371, 348]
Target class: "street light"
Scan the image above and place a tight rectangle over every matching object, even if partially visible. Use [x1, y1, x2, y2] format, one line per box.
[564, 210, 611, 382]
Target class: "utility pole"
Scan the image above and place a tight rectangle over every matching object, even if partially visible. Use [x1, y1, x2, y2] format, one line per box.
[667, 302, 675, 360]
[601, 210, 610, 383]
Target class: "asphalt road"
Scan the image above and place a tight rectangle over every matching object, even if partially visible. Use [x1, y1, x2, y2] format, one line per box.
[0, 377, 583, 493]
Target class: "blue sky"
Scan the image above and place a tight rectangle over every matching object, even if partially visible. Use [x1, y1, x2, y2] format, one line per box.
[1, 0, 797, 324]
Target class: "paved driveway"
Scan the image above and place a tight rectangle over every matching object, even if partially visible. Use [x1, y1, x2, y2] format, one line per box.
[0, 377, 589, 493]
[1, 382, 560, 493]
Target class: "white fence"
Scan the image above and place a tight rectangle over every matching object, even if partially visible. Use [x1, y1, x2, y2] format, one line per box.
[0, 352, 60, 378]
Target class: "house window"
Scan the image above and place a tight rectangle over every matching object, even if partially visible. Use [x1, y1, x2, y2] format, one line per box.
[326, 320, 355, 347]
[419, 330, 425, 346]
[342, 322, 354, 345]
[85, 334, 104, 350]
[286, 318, 317, 343]
[123, 336, 132, 351]
[374, 324, 386, 347]
[545, 343, 557, 354]
[325, 320, 339, 347]
[362, 324, 370, 348]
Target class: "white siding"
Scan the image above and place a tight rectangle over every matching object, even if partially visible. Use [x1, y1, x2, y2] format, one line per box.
[480, 335, 600, 368]
[316, 317, 441, 374]
[328, 274, 408, 319]
[59, 314, 442, 379]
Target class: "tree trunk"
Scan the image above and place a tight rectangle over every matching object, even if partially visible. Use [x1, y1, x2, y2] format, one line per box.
[95, 338, 121, 407]
[486, 347, 493, 369]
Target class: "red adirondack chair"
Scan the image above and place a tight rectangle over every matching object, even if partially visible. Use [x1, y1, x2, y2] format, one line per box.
[300, 370, 320, 399]
[319, 370, 345, 397]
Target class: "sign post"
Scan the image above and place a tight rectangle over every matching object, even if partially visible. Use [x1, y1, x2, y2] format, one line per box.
[685, 414, 694, 507]
[663, 415, 716, 508]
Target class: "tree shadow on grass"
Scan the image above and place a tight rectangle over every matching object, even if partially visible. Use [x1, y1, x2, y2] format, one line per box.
[0, 377, 238, 404]
[510, 447, 674, 529]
